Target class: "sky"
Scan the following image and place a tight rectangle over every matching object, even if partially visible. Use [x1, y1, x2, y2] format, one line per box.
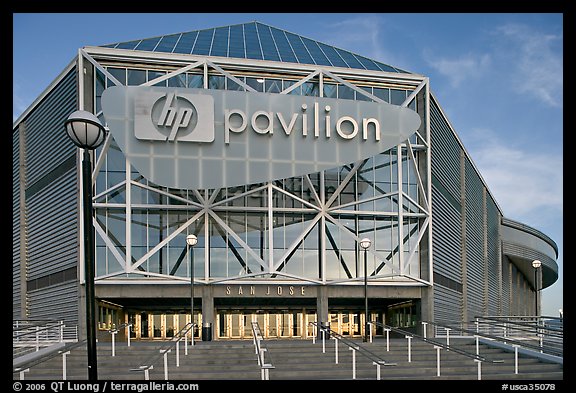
[12, 13, 563, 317]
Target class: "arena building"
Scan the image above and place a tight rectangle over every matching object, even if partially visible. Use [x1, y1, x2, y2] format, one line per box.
[12, 21, 559, 340]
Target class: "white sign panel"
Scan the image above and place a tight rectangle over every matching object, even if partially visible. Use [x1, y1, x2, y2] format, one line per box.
[101, 86, 421, 189]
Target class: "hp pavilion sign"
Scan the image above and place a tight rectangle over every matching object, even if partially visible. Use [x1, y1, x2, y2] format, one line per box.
[103, 86, 421, 189]
[135, 91, 215, 142]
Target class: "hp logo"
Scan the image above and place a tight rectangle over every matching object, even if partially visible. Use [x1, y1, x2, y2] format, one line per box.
[135, 91, 215, 143]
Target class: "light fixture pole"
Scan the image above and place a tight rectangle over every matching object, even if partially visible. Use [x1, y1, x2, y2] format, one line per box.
[186, 234, 198, 344]
[64, 110, 107, 381]
[532, 260, 542, 317]
[360, 238, 371, 342]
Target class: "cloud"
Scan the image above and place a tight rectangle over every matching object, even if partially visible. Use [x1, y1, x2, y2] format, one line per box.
[466, 128, 563, 225]
[426, 53, 491, 87]
[494, 23, 563, 108]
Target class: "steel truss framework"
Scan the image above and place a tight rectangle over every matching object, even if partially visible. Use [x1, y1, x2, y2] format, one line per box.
[77, 48, 432, 288]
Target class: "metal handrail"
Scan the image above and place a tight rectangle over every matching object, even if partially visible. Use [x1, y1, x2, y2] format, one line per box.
[475, 315, 564, 338]
[371, 321, 503, 364]
[13, 339, 87, 378]
[130, 322, 195, 380]
[309, 321, 396, 378]
[426, 319, 563, 358]
[251, 322, 275, 380]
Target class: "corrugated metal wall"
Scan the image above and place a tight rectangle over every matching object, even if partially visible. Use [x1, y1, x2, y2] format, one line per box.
[486, 195, 500, 315]
[13, 130, 21, 320]
[18, 68, 79, 325]
[464, 158, 485, 317]
[430, 99, 463, 322]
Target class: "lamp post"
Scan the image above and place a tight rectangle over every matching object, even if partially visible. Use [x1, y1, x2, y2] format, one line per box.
[64, 110, 107, 381]
[186, 234, 198, 343]
[360, 238, 371, 342]
[532, 260, 542, 317]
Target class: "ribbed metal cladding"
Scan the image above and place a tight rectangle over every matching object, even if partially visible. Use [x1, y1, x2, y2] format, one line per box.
[13, 130, 21, 320]
[433, 285, 462, 322]
[27, 171, 78, 280]
[432, 184, 462, 283]
[486, 195, 500, 315]
[27, 281, 79, 327]
[430, 97, 465, 322]
[21, 66, 79, 323]
[430, 99, 460, 201]
[464, 158, 485, 317]
[502, 257, 511, 315]
[24, 69, 76, 186]
[501, 242, 556, 274]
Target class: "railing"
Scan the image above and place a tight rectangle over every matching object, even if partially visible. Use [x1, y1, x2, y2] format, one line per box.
[13, 339, 87, 380]
[105, 323, 133, 357]
[13, 320, 78, 360]
[251, 322, 275, 380]
[130, 323, 195, 380]
[370, 321, 503, 380]
[309, 321, 395, 380]
[474, 315, 563, 356]
[429, 317, 563, 358]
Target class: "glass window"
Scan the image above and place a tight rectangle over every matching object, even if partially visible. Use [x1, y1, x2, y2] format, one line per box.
[246, 77, 264, 92]
[127, 69, 146, 86]
[168, 74, 186, 87]
[391, 89, 407, 106]
[148, 70, 167, 87]
[135, 37, 161, 51]
[187, 73, 203, 89]
[270, 28, 297, 63]
[258, 25, 281, 62]
[192, 29, 214, 55]
[107, 67, 126, 85]
[285, 32, 314, 64]
[244, 23, 263, 60]
[209, 75, 225, 90]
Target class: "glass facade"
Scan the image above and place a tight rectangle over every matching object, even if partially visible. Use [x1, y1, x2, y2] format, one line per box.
[92, 63, 429, 286]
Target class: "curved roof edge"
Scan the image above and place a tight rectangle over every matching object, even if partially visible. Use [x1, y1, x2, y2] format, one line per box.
[501, 217, 559, 289]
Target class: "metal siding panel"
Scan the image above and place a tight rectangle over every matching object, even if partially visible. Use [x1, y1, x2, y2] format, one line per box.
[430, 100, 460, 201]
[434, 285, 462, 322]
[27, 281, 79, 327]
[432, 185, 462, 283]
[27, 169, 78, 280]
[486, 196, 500, 314]
[13, 131, 21, 320]
[25, 70, 76, 186]
[465, 159, 484, 317]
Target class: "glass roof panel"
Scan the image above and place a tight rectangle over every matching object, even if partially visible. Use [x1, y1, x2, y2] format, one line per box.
[101, 21, 408, 74]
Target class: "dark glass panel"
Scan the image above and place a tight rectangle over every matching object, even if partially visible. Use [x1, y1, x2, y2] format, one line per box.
[187, 74, 203, 89]
[257, 24, 281, 61]
[210, 27, 229, 57]
[192, 29, 214, 55]
[285, 32, 314, 64]
[334, 48, 364, 69]
[148, 70, 167, 87]
[374, 60, 400, 73]
[115, 40, 140, 50]
[390, 89, 407, 106]
[317, 42, 349, 68]
[270, 27, 297, 63]
[173, 31, 198, 54]
[244, 22, 263, 60]
[107, 67, 126, 85]
[228, 25, 245, 58]
[301, 37, 332, 66]
[355, 55, 381, 71]
[135, 37, 161, 51]
[127, 69, 146, 86]
[155, 34, 180, 53]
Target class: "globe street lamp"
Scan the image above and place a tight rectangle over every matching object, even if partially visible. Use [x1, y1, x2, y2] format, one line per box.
[64, 110, 107, 380]
[186, 234, 198, 344]
[360, 238, 372, 342]
[532, 260, 542, 317]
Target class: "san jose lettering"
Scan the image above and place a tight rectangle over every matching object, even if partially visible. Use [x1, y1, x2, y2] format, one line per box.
[226, 285, 306, 296]
[224, 102, 381, 144]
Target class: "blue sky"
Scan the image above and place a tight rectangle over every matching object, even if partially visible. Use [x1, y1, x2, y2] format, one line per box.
[13, 13, 563, 317]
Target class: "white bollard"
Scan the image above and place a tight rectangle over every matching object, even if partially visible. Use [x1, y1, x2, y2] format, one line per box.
[334, 337, 339, 364]
[513, 344, 519, 374]
[353, 349, 357, 379]
[434, 346, 441, 376]
[111, 331, 116, 357]
[62, 351, 70, 380]
[475, 359, 482, 380]
[406, 336, 412, 362]
[385, 329, 390, 351]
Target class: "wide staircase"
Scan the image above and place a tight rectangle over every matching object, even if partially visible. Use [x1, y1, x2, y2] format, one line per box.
[13, 336, 563, 380]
